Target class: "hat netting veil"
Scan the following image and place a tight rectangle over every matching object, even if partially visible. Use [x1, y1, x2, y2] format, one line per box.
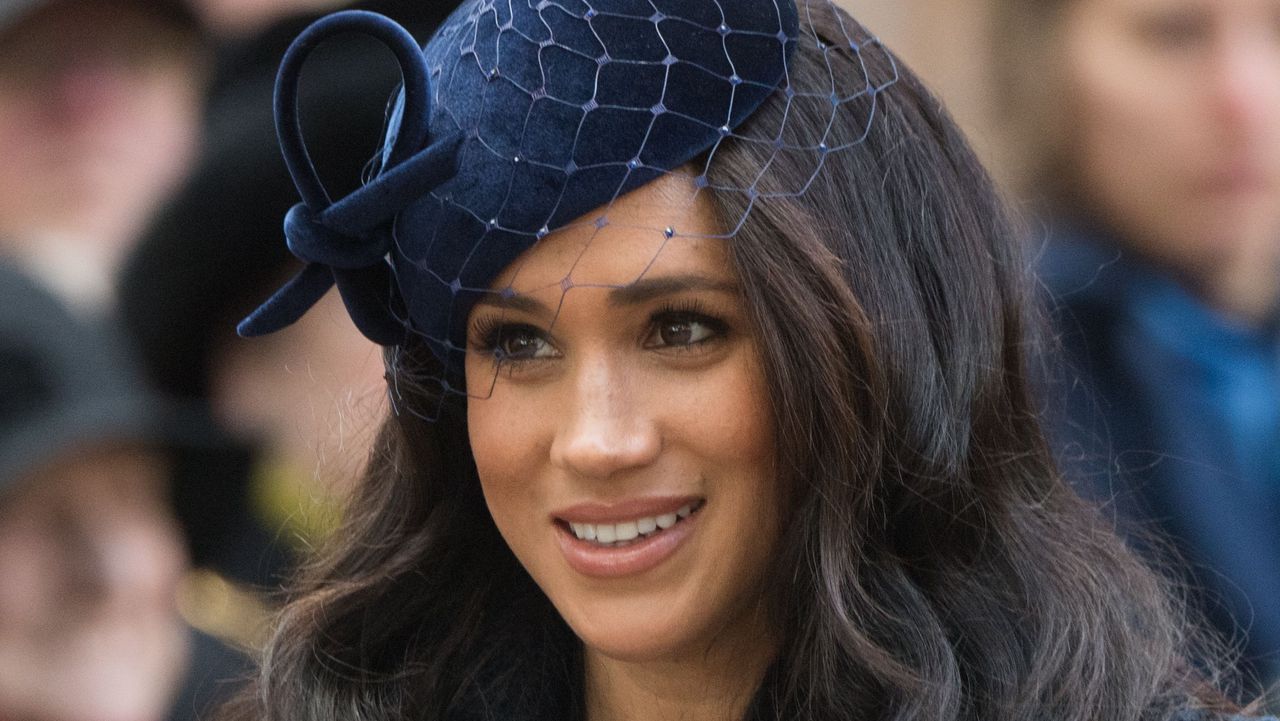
[239, 0, 900, 421]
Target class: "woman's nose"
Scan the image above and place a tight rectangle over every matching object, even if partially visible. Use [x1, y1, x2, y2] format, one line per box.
[549, 356, 662, 481]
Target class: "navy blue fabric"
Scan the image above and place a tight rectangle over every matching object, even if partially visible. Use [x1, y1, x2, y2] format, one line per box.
[1037, 220, 1280, 685]
[238, 10, 463, 345]
[241, 0, 800, 358]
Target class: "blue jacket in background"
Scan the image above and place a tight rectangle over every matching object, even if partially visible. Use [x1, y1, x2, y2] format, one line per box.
[1036, 220, 1280, 686]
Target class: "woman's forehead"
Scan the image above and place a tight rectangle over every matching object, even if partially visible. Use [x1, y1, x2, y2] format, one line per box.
[489, 171, 733, 295]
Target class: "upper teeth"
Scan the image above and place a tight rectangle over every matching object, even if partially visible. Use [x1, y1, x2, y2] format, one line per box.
[570, 504, 696, 544]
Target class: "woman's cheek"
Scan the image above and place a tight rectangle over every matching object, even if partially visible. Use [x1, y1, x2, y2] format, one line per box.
[468, 389, 551, 556]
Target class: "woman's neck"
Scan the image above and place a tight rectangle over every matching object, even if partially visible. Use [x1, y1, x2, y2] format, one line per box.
[582, 606, 778, 721]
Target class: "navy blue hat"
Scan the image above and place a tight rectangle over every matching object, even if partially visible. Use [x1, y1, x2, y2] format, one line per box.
[241, 0, 800, 351]
[241, 0, 894, 375]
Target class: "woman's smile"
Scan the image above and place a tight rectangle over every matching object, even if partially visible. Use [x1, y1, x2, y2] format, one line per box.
[553, 497, 706, 578]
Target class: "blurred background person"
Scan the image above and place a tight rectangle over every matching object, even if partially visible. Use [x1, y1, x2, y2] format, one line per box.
[0, 0, 209, 310]
[0, 263, 191, 721]
[992, 0, 1280, 692]
[3, 0, 463, 714]
[186, 0, 347, 40]
[117, 0, 459, 643]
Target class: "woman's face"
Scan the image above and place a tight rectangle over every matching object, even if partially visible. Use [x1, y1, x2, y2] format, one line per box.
[1060, 0, 1280, 282]
[465, 173, 781, 664]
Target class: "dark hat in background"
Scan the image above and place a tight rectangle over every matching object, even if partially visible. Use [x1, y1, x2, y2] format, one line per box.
[0, 263, 179, 496]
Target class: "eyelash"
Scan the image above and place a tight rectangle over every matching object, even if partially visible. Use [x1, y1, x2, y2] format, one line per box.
[644, 300, 729, 352]
[470, 318, 552, 365]
[469, 300, 729, 366]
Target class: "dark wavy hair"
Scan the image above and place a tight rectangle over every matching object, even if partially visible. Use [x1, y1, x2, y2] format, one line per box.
[227, 4, 1226, 720]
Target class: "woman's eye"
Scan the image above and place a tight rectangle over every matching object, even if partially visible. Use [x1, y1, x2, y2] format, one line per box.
[645, 314, 723, 349]
[485, 325, 556, 362]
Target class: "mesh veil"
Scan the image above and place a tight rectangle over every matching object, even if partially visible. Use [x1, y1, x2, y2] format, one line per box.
[242, 0, 900, 421]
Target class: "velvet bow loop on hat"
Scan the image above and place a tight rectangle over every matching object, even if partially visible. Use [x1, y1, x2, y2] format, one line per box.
[237, 10, 461, 347]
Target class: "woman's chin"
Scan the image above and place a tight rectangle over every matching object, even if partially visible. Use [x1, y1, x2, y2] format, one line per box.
[564, 603, 704, 664]
[578, 631, 693, 665]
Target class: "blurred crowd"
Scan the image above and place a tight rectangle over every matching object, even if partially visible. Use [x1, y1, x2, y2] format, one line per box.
[0, 0, 1276, 719]
[992, 0, 1280, 692]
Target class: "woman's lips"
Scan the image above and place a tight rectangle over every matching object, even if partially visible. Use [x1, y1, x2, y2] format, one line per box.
[553, 498, 705, 579]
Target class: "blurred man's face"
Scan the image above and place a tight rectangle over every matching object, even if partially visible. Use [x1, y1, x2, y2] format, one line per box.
[0, 446, 189, 721]
[1062, 0, 1280, 307]
[0, 1, 203, 290]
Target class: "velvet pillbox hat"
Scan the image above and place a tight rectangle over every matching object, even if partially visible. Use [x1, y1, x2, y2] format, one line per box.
[241, 0, 898, 387]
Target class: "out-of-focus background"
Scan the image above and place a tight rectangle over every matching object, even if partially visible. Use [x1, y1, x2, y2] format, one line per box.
[0, 0, 1277, 719]
[845, 1, 1004, 171]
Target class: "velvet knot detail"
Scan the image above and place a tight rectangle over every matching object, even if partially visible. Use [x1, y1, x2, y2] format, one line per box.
[284, 204, 391, 270]
[237, 10, 460, 347]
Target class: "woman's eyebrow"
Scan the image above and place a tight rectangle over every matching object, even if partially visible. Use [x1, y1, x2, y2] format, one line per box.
[472, 274, 739, 314]
[606, 275, 740, 307]
[472, 290, 551, 315]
